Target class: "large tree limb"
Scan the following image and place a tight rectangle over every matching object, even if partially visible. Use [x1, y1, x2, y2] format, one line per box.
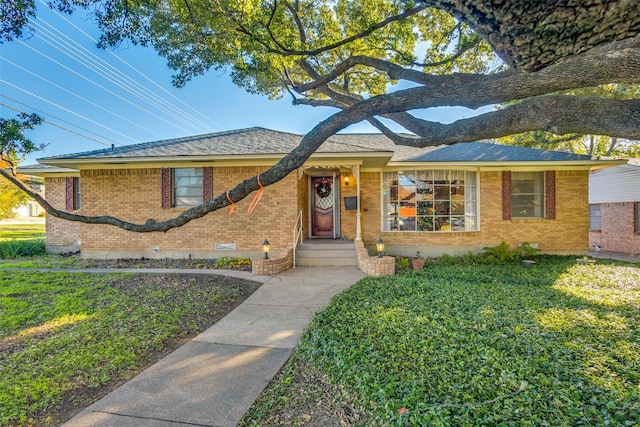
[383, 96, 640, 146]
[416, 0, 640, 71]
[294, 35, 640, 97]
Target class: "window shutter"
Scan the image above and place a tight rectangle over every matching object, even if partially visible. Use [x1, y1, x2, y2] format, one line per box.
[203, 166, 213, 202]
[502, 171, 512, 220]
[161, 168, 172, 208]
[65, 177, 74, 211]
[545, 170, 556, 219]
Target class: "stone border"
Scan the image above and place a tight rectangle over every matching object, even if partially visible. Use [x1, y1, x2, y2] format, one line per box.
[252, 245, 294, 275]
[355, 240, 395, 276]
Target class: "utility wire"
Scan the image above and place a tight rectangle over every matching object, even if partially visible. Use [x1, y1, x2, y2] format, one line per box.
[1, 79, 141, 144]
[16, 40, 197, 135]
[1, 94, 123, 146]
[2, 57, 165, 139]
[31, 21, 209, 133]
[43, 1, 226, 132]
[1, 101, 116, 148]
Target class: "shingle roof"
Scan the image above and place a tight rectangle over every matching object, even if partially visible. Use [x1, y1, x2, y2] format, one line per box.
[396, 141, 597, 162]
[40, 127, 397, 161]
[37, 126, 603, 164]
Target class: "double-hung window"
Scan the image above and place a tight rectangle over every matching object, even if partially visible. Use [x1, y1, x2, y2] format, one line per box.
[173, 168, 203, 207]
[511, 172, 545, 218]
[73, 177, 81, 210]
[382, 170, 478, 232]
[589, 204, 602, 231]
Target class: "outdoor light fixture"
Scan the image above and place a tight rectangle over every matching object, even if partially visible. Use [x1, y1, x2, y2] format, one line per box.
[344, 175, 350, 186]
[376, 237, 385, 258]
[262, 239, 270, 259]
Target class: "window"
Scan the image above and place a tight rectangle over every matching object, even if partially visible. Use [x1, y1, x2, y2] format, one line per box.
[172, 168, 203, 207]
[589, 204, 601, 231]
[383, 170, 478, 232]
[65, 176, 80, 211]
[73, 177, 81, 210]
[511, 172, 544, 218]
[636, 203, 640, 234]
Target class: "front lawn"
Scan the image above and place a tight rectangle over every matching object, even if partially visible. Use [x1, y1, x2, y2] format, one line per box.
[0, 223, 46, 258]
[0, 271, 259, 426]
[242, 257, 640, 426]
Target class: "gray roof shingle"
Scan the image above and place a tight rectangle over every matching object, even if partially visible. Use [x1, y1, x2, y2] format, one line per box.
[38, 127, 601, 164]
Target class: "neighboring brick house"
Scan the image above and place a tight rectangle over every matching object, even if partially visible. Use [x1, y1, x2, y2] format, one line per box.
[20, 127, 623, 259]
[589, 159, 640, 256]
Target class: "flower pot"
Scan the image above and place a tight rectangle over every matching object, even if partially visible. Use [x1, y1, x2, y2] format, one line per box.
[412, 258, 425, 270]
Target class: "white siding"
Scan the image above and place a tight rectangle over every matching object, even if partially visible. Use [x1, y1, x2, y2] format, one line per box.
[589, 162, 640, 203]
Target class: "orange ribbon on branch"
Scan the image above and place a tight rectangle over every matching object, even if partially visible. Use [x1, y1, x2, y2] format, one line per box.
[247, 174, 265, 214]
[226, 190, 235, 215]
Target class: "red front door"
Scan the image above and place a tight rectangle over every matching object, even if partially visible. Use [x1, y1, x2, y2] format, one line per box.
[311, 176, 334, 237]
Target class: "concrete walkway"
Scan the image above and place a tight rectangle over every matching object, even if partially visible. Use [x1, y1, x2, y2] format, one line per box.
[62, 266, 365, 427]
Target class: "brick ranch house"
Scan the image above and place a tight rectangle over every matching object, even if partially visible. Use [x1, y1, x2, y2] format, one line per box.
[589, 158, 640, 256]
[21, 127, 623, 266]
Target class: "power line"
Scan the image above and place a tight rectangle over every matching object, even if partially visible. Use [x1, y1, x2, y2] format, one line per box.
[32, 5, 223, 133]
[1, 94, 123, 146]
[16, 40, 198, 136]
[44, 1, 226, 132]
[31, 21, 210, 133]
[1, 79, 141, 144]
[2, 57, 166, 139]
[1, 101, 117, 148]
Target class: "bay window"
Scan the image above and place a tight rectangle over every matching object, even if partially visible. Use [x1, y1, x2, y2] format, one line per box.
[383, 170, 478, 232]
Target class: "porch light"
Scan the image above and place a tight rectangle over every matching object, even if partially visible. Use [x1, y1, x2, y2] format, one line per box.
[262, 239, 270, 259]
[376, 237, 385, 258]
[344, 175, 350, 186]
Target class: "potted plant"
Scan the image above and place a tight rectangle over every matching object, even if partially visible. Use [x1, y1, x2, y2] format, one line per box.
[412, 250, 425, 270]
[519, 242, 539, 267]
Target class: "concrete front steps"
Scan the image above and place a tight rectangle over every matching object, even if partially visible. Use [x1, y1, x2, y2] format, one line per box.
[294, 239, 358, 267]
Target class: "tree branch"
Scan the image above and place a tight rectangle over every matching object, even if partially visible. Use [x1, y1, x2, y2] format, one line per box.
[387, 96, 640, 146]
[293, 35, 640, 97]
[284, 0, 306, 44]
[231, 4, 428, 57]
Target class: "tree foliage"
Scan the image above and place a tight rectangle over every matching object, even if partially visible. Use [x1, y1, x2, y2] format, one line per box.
[0, 112, 45, 172]
[1, 0, 639, 232]
[0, 173, 29, 219]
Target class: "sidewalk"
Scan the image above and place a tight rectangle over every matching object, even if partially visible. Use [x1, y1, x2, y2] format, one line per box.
[62, 266, 365, 427]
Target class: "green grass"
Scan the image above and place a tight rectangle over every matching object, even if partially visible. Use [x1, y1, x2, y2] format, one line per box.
[0, 223, 45, 241]
[242, 257, 640, 426]
[0, 223, 46, 259]
[0, 270, 254, 426]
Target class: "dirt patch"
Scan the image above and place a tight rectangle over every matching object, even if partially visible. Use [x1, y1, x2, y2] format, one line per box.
[53, 255, 253, 271]
[46, 273, 260, 426]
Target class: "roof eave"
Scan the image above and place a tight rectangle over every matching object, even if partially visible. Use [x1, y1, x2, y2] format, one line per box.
[37, 151, 395, 170]
[386, 159, 627, 170]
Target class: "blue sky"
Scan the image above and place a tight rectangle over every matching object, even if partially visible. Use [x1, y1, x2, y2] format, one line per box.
[1, 4, 492, 165]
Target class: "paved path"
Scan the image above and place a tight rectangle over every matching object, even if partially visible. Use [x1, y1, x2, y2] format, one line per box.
[61, 266, 365, 427]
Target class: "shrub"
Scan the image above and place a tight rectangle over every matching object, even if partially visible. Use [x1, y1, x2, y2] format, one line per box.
[0, 239, 45, 259]
[395, 257, 410, 271]
[214, 257, 252, 269]
[518, 242, 540, 258]
[482, 241, 519, 263]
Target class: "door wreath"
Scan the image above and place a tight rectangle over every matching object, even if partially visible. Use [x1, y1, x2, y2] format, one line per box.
[316, 180, 332, 198]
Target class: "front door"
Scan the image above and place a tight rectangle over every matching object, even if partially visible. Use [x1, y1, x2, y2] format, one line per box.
[311, 176, 334, 237]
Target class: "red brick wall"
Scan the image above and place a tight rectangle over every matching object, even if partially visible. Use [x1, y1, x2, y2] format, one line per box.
[590, 202, 640, 254]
